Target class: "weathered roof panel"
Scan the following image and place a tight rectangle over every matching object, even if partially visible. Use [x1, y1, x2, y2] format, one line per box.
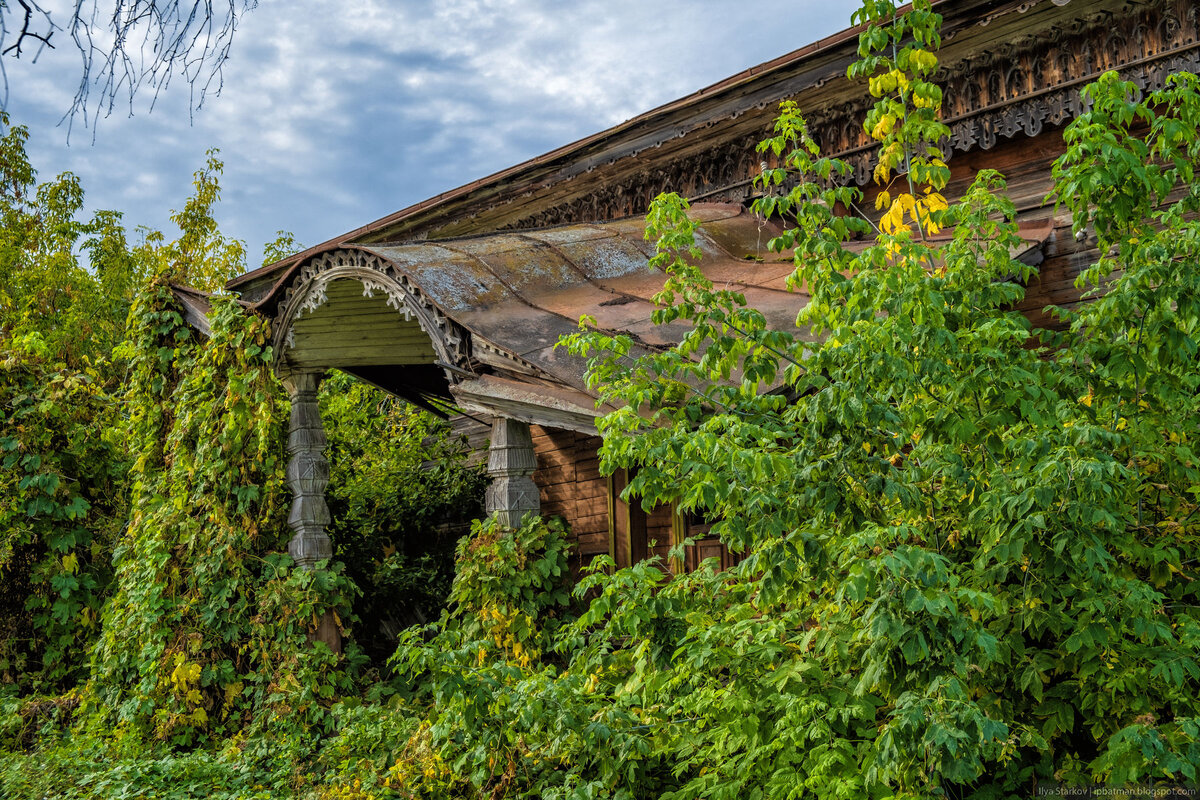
[257, 205, 1054, 411]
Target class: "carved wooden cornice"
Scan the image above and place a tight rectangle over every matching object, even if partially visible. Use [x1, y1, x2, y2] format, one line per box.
[500, 0, 1199, 231]
[273, 248, 470, 379]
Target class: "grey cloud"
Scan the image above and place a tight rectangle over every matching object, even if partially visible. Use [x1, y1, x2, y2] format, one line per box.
[5, 0, 860, 268]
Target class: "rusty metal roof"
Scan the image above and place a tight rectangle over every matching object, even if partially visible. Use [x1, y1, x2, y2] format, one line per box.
[259, 204, 1053, 404]
[360, 204, 805, 392]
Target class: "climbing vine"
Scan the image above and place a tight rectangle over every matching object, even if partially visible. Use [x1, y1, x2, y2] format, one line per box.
[84, 279, 360, 744]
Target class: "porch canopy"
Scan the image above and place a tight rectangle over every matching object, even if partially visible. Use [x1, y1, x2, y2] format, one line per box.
[220, 203, 1051, 435]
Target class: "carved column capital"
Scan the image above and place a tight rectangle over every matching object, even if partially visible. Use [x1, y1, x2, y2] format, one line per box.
[485, 417, 540, 528]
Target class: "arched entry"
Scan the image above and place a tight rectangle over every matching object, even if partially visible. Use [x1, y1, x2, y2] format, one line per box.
[270, 249, 541, 650]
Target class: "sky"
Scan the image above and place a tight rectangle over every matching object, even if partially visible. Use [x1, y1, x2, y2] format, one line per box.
[4, 0, 861, 269]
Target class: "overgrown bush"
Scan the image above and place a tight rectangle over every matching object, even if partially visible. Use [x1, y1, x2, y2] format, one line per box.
[322, 372, 486, 664]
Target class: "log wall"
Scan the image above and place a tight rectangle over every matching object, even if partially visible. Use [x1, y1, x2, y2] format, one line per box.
[530, 425, 608, 576]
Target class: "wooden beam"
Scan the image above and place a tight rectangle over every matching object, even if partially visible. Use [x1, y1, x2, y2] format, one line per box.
[451, 375, 601, 435]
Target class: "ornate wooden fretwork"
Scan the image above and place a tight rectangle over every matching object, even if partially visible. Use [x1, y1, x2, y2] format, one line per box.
[473, 338, 543, 377]
[810, 0, 1200, 184]
[489, 0, 1199, 231]
[273, 248, 470, 379]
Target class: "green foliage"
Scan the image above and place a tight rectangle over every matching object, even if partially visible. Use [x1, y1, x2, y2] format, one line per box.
[0, 333, 125, 693]
[0, 112, 141, 694]
[86, 280, 360, 744]
[385, 515, 601, 799]
[262, 230, 305, 267]
[140, 149, 248, 292]
[321, 371, 486, 662]
[0, 110, 492, 798]
[6, 2, 1200, 797]
[557, 1, 1200, 795]
[0, 114, 151, 362]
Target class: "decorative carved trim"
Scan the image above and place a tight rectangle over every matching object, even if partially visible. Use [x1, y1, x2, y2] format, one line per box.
[812, 0, 1200, 184]
[274, 248, 470, 381]
[473, 338, 542, 377]
[489, 0, 1198, 228]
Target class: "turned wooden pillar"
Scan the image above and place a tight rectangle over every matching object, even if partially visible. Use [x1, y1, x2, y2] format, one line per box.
[485, 417, 540, 527]
[284, 370, 341, 652]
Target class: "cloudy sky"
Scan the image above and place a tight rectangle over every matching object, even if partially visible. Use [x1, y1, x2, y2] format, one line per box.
[5, 0, 860, 268]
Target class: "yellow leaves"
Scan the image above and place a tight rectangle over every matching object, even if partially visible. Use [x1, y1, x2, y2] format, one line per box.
[879, 190, 948, 237]
[62, 552, 79, 574]
[911, 48, 939, 74]
[873, 160, 893, 185]
[922, 188, 948, 219]
[1079, 390, 1094, 408]
[868, 69, 911, 98]
[875, 190, 891, 211]
[871, 112, 897, 141]
[880, 194, 914, 235]
[170, 655, 202, 688]
[167, 652, 206, 710]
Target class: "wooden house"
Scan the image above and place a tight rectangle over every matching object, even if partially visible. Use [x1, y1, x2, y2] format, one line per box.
[208, 0, 1200, 587]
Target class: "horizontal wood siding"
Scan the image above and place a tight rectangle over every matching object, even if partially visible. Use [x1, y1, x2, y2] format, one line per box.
[531, 426, 607, 577]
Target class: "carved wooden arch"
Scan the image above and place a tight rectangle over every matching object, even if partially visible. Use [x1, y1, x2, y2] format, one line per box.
[272, 248, 469, 378]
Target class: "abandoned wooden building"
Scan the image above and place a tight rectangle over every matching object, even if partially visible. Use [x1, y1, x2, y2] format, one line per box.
[197, 0, 1200, 586]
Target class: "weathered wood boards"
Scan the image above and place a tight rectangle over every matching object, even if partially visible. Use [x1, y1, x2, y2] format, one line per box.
[286, 279, 437, 370]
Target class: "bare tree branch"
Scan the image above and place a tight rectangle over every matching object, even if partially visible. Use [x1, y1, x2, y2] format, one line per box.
[0, 1, 257, 132]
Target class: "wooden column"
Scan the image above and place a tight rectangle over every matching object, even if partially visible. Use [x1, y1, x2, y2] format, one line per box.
[284, 371, 341, 653]
[485, 417, 540, 527]
[607, 468, 647, 569]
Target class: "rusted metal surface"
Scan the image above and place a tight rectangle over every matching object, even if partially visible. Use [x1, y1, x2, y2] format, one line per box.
[353, 205, 803, 394]
[248, 203, 1053, 406]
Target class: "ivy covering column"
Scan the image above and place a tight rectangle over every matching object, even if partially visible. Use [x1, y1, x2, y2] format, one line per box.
[485, 417, 540, 527]
[284, 370, 340, 652]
